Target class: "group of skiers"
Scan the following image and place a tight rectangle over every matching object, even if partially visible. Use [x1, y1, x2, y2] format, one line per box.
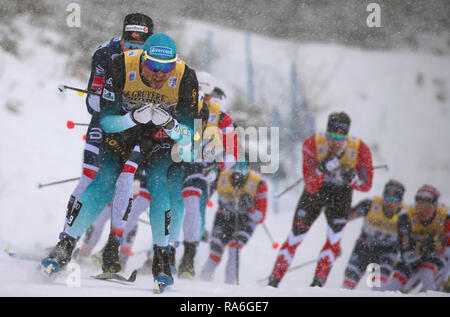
[39, 12, 448, 294]
[40, 13, 267, 292]
[266, 111, 449, 293]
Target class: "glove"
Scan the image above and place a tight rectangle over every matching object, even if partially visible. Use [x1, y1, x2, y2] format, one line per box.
[318, 155, 340, 174]
[238, 192, 254, 212]
[340, 168, 356, 184]
[152, 106, 174, 127]
[131, 103, 153, 124]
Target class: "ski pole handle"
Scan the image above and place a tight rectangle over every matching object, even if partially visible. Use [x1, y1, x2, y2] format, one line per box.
[37, 177, 81, 189]
[67, 120, 89, 129]
[58, 85, 101, 96]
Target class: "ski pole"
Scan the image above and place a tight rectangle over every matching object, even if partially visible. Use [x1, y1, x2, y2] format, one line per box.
[257, 258, 317, 284]
[262, 223, 279, 249]
[58, 85, 101, 96]
[67, 120, 89, 129]
[37, 177, 80, 188]
[234, 200, 240, 285]
[274, 163, 389, 198]
[274, 178, 303, 198]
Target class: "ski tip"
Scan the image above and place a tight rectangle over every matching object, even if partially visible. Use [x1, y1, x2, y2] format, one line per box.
[37, 183, 43, 189]
[57, 85, 66, 93]
[153, 280, 165, 294]
[129, 270, 138, 282]
[40, 259, 59, 278]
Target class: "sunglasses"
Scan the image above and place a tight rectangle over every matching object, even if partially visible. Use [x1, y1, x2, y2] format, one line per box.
[384, 195, 400, 203]
[124, 41, 145, 50]
[142, 50, 177, 73]
[326, 131, 347, 141]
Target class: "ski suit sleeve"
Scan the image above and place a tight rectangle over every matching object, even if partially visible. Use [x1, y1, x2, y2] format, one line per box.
[347, 198, 373, 221]
[302, 136, 325, 194]
[85, 46, 109, 114]
[99, 54, 136, 133]
[247, 180, 268, 224]
[218, 111, 237, 171]
[349, 140, 373, 192]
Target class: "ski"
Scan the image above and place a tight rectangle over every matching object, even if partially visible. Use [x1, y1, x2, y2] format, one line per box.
[91, 269, 138, 283]
[4, 245, 43, 262]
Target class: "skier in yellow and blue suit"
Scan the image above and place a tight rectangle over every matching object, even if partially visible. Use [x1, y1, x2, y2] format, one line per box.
[41, 33, 198, 291]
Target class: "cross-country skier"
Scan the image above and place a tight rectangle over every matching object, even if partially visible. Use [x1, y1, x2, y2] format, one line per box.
[178, 71, 238, 279]
[42, 33, 198, 292]
[64, 13, 153, 273]
[380, 184, 449, 292]
[267, 111, 373, 288]
[199, 161, 268, 284]
[341, 180, 407, 290]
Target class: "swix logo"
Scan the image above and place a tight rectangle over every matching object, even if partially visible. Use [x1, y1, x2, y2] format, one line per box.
[152, 128, 169, 141]
[91, 76, 104, 90]
[149, 46, 173, 57]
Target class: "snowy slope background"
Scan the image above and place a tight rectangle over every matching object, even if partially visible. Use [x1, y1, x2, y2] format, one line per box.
[0, 15, 449, 297]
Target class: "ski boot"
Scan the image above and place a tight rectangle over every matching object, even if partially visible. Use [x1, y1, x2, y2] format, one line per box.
[267, 275, 280, 288]
[168, 241, 178, 275]
[310, 276, 326, 287]
[101, 234, 122, 273]
[41, 233, 77, 277]
[178, 241, 197, 279]
[152, 245, 174, 293]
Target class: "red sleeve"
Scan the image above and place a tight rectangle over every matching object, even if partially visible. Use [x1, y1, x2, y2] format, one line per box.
[248, 180, 268, 224]
[302, 136, 325, 194]
[444, 212, 450, 247]
[219, 112, 238, 171]
[350, 140, 373, 192]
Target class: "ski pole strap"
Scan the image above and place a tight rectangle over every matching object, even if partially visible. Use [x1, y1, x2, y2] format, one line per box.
[37, 177, 81, 188]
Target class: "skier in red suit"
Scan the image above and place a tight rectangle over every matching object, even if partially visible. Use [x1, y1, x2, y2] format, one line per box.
[268, 111, 373, 287]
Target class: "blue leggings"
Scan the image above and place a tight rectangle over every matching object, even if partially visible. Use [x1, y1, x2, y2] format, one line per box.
[64, 150, 123, 239]
[145, 152, 185, 247]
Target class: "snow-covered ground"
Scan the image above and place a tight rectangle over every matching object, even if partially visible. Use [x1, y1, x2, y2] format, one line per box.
[0, 15, 449, 297]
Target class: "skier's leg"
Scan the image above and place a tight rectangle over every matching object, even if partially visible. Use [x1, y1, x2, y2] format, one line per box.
[119, 182, 150, 263]
[65, 114, 102, 224]
[225, 215, 257, 284]
[417, 257, 444, 292]
[182, 163, 207, 244]
[380, 260, 413, 291]
[43, 151, 123, 271]
[311, 186, 353, 287]
[167, 162, 186, 274]
[78, 204, 111, 258]
[200, 211, 231, 281]
[110, 145, 142, 237]
[268, 189, 324, 287]
[145, 154, 174, 283]
[341, 238, 370, 289]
